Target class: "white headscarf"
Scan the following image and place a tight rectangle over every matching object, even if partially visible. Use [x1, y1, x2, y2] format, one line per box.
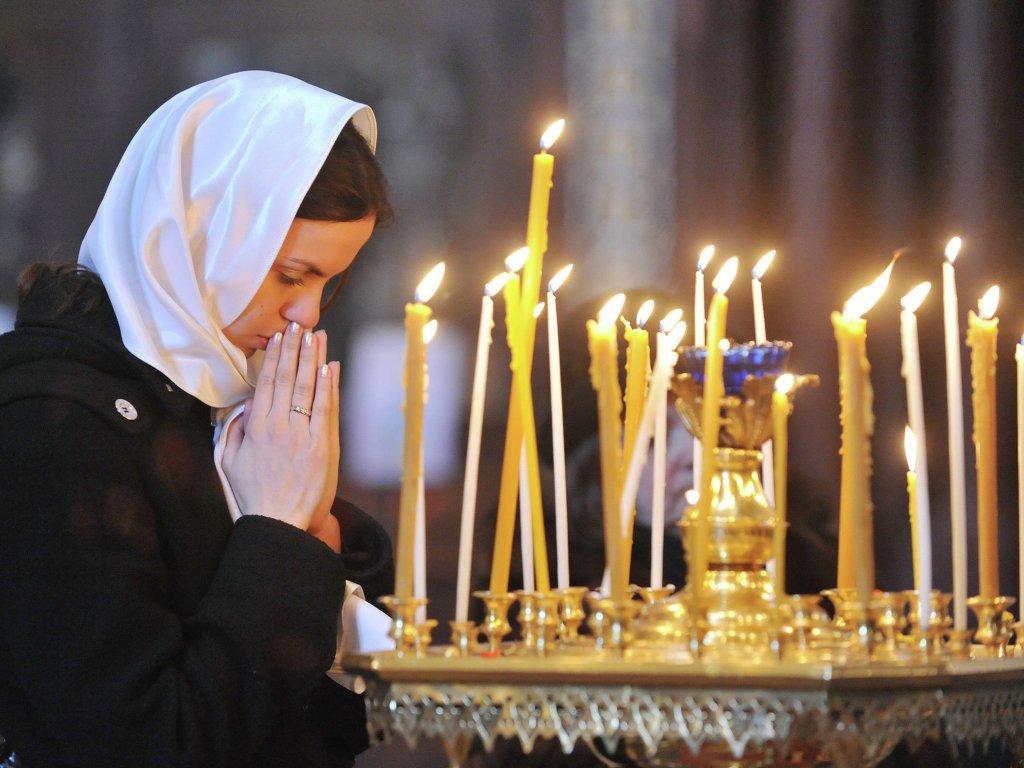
[79, 70, 377, 410]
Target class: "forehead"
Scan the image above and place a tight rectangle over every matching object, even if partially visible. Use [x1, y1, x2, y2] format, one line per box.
[276, 217, 374, 274]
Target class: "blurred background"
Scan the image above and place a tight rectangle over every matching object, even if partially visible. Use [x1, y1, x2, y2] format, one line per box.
[2, 1, 1024, 764]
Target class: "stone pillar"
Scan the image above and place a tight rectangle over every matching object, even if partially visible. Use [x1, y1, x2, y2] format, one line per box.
[564, 0, 677, 299]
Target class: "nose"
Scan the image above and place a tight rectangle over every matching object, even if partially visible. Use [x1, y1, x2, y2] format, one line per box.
[283, 289, 321, 330]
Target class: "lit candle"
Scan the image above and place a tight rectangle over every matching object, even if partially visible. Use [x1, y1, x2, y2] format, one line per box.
[454, 272, 508, 622]
[587, 293, 627, 600]
[693, 246, 715, 496]
[652, 309, 684, 589]
[942, 236, 969, 630]
[753, 250, 777, 506]
[547, 264, 573, 590]
[967, 285, 1000, 599]
[692, 257, 739, 602]
[395, 263, 444, 600]
[1017, 334, 1024, 609]
[620, 299, 653, 588]
[899, 281, 932, 627]
[905, 426, 919, 593]
[490, 248, 529, 594]
[771, 373, 794, 597]
[832, 260, 893, 607]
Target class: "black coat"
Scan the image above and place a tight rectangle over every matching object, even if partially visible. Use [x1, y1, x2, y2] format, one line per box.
[0, 268, 393, 767]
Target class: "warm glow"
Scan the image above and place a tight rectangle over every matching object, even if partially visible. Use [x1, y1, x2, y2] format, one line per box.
[540, 119, 566, 151]
[776, 372, 795, 395]
[685, 489, 700, 506]
[485, 272, 510, 297]
[979, 285, 1000, 320]
[843, 260, 894, 320]
[666, 321, 687, 349]
[415, 262, 445, 303]
[719, 338, 730, 351]
[752, 250, 776, 281]
[636, 299, 655, 328]
[660, 308, 684, 334]
[533, 302, 545, 319]
[945, 237, 962, 264]
[697, 245, 715, 273]
[505, 247, 529, 273]
[901, 282, 932, 314]
[597, 293, 626, 327]
[904, 425, 916, 472]
[422, 319, 438, 344]
[548, 264, 573, 294]
[712, 256, 739, 294]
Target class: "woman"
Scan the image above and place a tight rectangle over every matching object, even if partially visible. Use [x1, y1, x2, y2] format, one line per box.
[0, 71, 393, 767]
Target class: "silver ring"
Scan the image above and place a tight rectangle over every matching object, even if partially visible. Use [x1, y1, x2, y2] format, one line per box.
[291, 405, 313, 417]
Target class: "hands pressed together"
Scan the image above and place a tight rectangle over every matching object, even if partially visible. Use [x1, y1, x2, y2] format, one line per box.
[222, 321, 341, 553]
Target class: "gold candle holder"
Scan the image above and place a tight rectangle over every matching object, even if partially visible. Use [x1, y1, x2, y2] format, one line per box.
[779, 595, 835, 663]
[447, 621, 479, 657]
[416, 619, 437, 655]
[1010, 621, 1024, 657]
[379, 595, 427, 657]
[838, 602, 872, 662]
[967, 595, 1016, 658]
[869, 593, 906, 659]
[587, 595, 642, 658]
[473, 590, 515, 655]
[903, 590, 953, 658]
[946, 628, 974, 660]
[821, 587, 858, 630]
[516, 590, 538, 651]
[635, 585, 676, 605]
[534, 592, 561, 655]
[556, 586, 588, 642]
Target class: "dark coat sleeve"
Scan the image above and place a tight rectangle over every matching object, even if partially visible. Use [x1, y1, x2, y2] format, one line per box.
[0, 398, 347, 768]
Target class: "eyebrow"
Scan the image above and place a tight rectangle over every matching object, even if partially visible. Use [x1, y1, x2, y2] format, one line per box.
[280, 258, 326, 278]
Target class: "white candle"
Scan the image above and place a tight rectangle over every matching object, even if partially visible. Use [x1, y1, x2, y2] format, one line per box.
[900, 282, 933, 629]
[454, 273, 508, 623]
[651, 310, 684, 589]
[942, 236, 968, 631]
[752, 250, 776, 506]
[1017, 336, 1024, 609]
[693, 246, 714, 498]
[547, 265, 573, 590]
[518, 446, 535, 593]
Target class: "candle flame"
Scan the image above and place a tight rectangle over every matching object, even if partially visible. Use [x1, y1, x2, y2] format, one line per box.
[945, 236, 962, 264]
[712, 256, 739, 294]
[752, 250, 776, 281]
[636, 299, 655, 328]
[415, 262, 445, 303]
[484, 272, 509, 297]
[843, 260, 894, 320]
[548, 264, 573, 294]
[597, 293, 626, 327]
[904, 425, 916, 472]
[422, 319, 438, 344]
[719, 338, 730, 351]
[505, 247, 529, 273]
[776, 372, 795, 395]
[666, 321, 687, 349]
[900, 282, 931, 313]
[660, 307, 684, 333]
[697, 245, 715, 272]
[533, 302, 545, 319]
[685, 489, 700, 506]
[540, 119, 565, 151]
[978, 285, 1000, 320]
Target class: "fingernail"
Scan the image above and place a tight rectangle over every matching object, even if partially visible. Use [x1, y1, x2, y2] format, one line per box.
[271, 332, 282, 346]
[289, 321, 301, 335]
[320, 364, 329, 377]
[304, 331, 313, 347]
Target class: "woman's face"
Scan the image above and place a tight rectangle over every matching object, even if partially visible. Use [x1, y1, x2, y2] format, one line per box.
[223, 216, 375, 357]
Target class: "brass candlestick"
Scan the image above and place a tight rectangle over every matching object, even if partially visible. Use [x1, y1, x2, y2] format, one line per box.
[447, 621, 479, 657]
[515, 590, 538, 651]
[556, 586, 588, 642]
[587, 595, 641, 658]
[967, 595, 1016, 658]
[473, 590, 515, 655]
[379, 595, 427, 657]
[534, 592, 561, 655]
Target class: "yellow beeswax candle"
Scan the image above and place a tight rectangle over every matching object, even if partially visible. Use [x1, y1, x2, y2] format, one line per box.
[692, 257, 738, 602]
[771, 373, 794, 597]
[905, 425, 919, 593]
[967, 286, 1000, 599]
[395, 263, 444, 599]
[588, 294, 626, 601]
[619, 301, 652, 586]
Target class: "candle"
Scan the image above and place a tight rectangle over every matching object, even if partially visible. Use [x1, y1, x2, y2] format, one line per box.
[454, 272, 508, 622]
[490, 249, 528, 594]
[652, 309, 684, 589]
[905, 426, 919, 593]
[899, 281, 933, 627]
[620, 300, 653, 588]
[942, 236, 969, 630]
[547, 264, 573, 590]
[753, 250, 777, 506]
[518, 446, 535, 593]
[1017, 335, 1024, 609]
[967, 285, 1000, 599]
[832, 260, 893, 607]
[771, 373, 794, 597]
[395, 262, 444, 600]
[693, 246, 715, 497]
[587, 293, 626, 600]
[692, 257, 739, 602]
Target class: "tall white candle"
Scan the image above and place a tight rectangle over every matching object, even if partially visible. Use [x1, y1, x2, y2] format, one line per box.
[651, 310, 684, 589]
[942, 236, 968, 630]
[693, 246, 714, 499]
[518, 446, 535, 593]
[900, 282, 933, 629]
[547, 265, 573, 590]
[454, 273, 508, 622]
[1017, 336, 1024, 609]
[752, 250, 776, 506]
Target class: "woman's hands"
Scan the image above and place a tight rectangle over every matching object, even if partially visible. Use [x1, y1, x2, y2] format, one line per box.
[222, 321, 341, 553]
